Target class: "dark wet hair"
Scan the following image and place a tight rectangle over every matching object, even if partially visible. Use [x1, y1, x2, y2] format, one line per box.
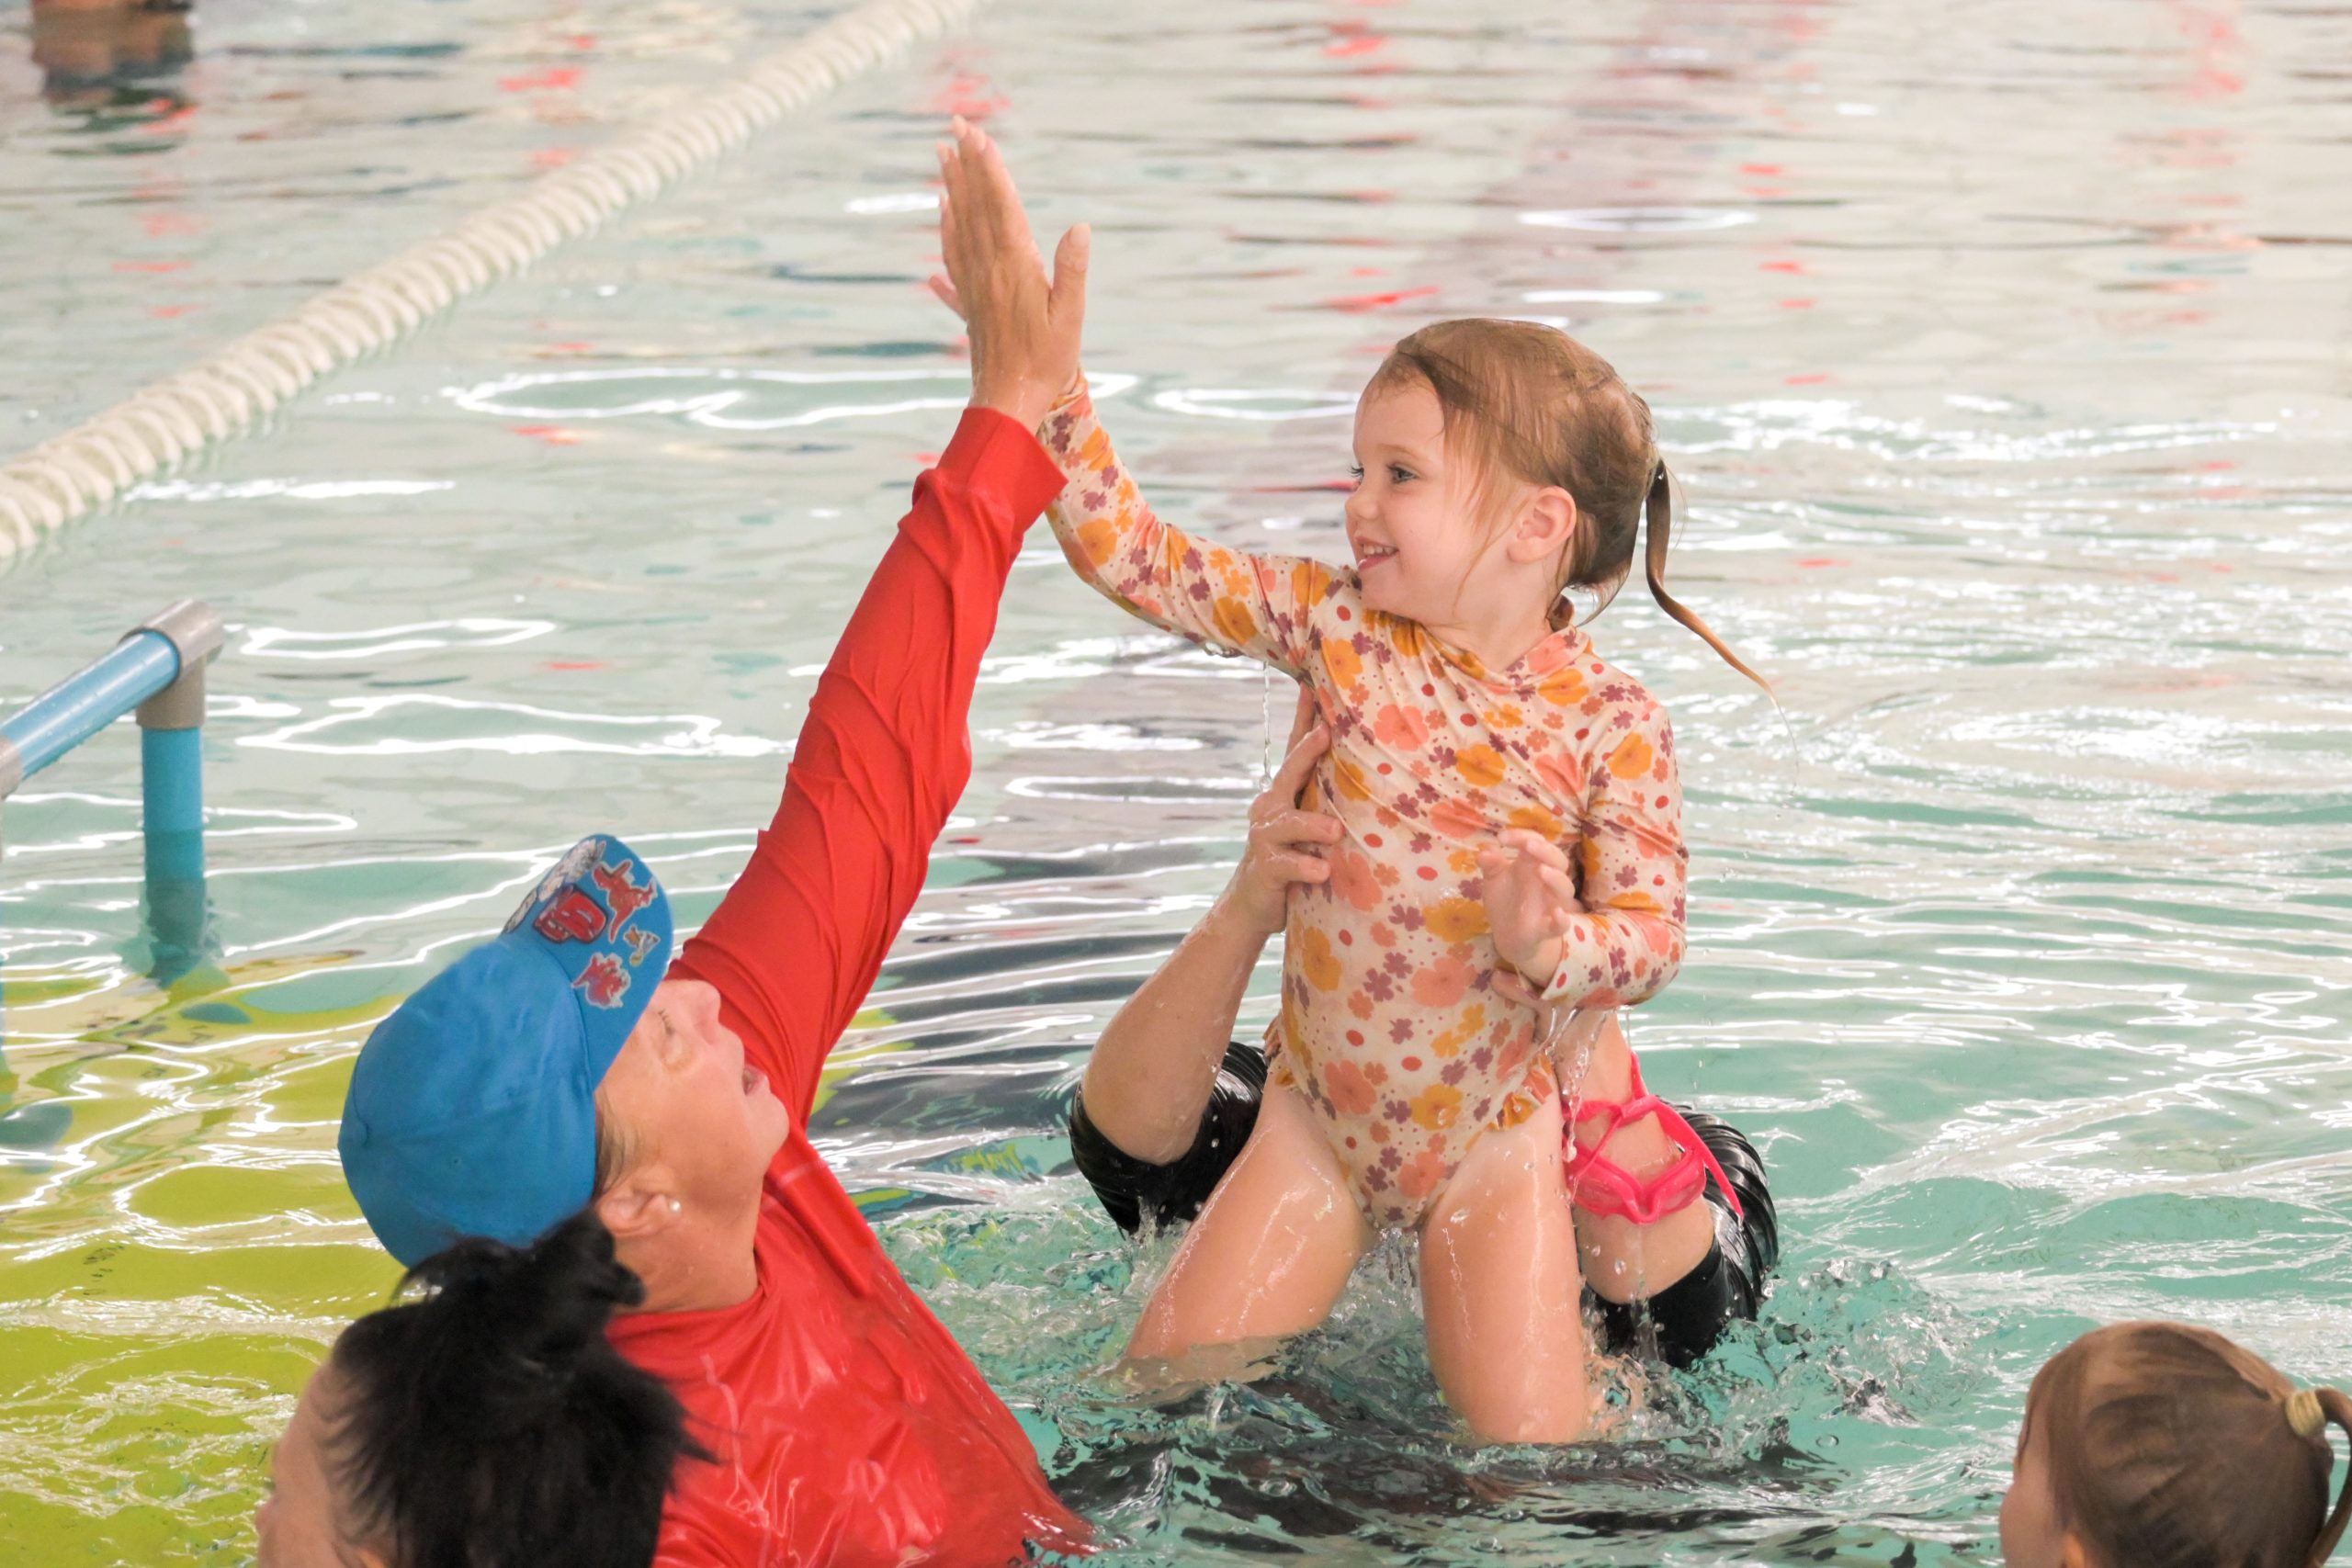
[2025, 1321, 2352, 1568]
[326, 1210, 704, 1568]
[1369, 317, 1768, 691]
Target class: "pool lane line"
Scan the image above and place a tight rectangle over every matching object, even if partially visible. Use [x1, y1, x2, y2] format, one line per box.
[0, 0, 994, 561]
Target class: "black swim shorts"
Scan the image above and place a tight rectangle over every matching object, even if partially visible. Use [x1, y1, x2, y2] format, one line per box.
[1067, 1041, 1778, 1369]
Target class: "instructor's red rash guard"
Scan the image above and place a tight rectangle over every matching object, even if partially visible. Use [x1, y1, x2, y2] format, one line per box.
[608, 409, 1086, 1567]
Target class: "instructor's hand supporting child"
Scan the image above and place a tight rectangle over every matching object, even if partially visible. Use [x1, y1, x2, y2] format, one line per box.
[1076, 690, 1336, 1170]
[1228, 693, 1340, 938]
[930, 117, 1089, 430]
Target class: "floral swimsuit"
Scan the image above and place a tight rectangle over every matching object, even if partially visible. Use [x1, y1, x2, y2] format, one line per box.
[1043, 388, 1689, 1230]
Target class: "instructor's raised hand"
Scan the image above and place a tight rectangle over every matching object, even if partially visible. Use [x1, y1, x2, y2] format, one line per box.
[930, 117, 1088, 431]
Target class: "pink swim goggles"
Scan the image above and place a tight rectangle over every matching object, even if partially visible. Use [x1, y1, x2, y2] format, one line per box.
[1562, 1055, 1746, 1226]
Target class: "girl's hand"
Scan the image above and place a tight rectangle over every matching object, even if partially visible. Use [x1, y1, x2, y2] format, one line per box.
[927, 118, 1088, 430]
[1477, 828, 1581, 988]
[1226, 691, 1340, 939]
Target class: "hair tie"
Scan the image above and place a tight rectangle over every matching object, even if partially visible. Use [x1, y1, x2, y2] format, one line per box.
[2287, 1388, 2328, 1439]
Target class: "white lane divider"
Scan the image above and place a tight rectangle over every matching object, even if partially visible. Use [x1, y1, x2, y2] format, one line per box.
[0, 0, 991, 558]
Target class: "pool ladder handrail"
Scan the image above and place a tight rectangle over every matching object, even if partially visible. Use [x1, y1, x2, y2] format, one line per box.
[0, 599, 222, 881]
[0, 603, 220, 1152]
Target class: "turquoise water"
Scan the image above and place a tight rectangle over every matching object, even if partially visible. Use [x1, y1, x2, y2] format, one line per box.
[4, 0, 2349, 1562]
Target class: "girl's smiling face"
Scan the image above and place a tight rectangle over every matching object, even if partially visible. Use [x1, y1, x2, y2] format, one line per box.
[1343, 378, 1489, 630]
[1342, 376, 1574, 670]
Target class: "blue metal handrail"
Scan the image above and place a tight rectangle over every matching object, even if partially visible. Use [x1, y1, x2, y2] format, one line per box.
[4, 634, 184, 779]
[0, 599, 221, 863]
[0, 602, 222, 1146]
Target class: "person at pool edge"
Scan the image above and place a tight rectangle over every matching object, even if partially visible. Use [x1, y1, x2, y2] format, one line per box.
[327, 123, 1093, 1566]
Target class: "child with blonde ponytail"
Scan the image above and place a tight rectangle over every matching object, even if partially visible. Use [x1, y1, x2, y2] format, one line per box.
[2002, 1321, 2352, 1567]
[929, 120, 1773, 1442]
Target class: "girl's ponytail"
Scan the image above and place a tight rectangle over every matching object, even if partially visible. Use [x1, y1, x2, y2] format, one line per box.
[2293, 1386, 2352, 1566]
[2039, 1324, 2350, 1568]
[1643, 460, 1771, 694]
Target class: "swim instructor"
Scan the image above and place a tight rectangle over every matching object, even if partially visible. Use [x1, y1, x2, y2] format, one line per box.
[334, 122, 1091, 1567]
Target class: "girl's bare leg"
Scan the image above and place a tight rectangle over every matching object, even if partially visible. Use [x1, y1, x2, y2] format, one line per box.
[1566, 1012, 1715, 1304]
[1419, 1089, 1595, 1444]
[1123, 1080, 1369, 1387]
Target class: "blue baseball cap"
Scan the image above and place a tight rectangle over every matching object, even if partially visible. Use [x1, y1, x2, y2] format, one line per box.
[339, 835, 673, 1267]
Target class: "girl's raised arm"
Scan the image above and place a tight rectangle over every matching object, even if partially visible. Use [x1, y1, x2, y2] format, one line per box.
[929, 118, 1325, 677]
[1039, 382, 1328, 680]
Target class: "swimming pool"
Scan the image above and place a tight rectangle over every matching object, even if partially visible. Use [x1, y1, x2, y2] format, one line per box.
[4, 0, 2348, 1560]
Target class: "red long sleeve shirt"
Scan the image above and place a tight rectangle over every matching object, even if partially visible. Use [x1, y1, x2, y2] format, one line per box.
[608, 409, 1086, 1567]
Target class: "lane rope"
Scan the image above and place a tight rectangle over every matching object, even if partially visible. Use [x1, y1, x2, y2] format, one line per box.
[0, 0, 987, 558]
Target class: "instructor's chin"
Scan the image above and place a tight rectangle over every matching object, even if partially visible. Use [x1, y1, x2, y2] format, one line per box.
[757, 1090, 792, 1156]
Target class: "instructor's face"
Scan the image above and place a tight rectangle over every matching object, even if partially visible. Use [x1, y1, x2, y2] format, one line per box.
[602, 978, 791, 1205]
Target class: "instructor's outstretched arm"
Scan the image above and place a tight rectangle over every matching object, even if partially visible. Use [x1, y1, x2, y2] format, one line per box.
[673, 120, 1088, 1121]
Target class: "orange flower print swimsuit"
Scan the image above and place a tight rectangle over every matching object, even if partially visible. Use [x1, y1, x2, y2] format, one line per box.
[1043, 388, 1688, 1230]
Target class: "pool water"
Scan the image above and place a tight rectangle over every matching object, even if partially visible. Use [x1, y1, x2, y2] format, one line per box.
[5, 0, 2350, 1562]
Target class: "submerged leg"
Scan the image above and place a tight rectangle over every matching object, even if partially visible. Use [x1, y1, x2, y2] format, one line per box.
[1123, 1079, 1369, 1388]
[1419, 1089, 1595, 1444]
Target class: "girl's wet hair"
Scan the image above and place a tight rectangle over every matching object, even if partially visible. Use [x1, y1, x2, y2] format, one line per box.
[2025, 1321, 2352, 1568]
[326, 1210, 705, 1568]
[1369, 317, 1767, 691]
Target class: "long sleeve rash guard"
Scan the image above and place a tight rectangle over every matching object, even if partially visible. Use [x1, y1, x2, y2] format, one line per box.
[1038, 386, 1687, 1230]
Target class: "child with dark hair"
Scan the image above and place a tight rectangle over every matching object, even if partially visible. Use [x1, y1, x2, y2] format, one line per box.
[2003, 1321, 2352, 1568]
[254, 1212, 702, 1568]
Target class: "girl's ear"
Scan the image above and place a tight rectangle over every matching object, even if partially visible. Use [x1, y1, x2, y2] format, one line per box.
[2057, 1530, 2098, 1568]
[1509, 486, 1577, 566]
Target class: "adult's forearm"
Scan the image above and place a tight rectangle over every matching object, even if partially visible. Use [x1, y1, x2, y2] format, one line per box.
[673, 409, 1065, 1117]
[1081, 894, 1276, 1167]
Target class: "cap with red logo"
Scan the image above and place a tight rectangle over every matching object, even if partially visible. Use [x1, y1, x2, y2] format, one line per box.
[338, 835, 673, 1267]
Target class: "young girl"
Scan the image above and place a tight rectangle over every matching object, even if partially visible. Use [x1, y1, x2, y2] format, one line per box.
[930, 122, 1764, 1441]
[1036, 314, 1762, 1438]
[2002, 1322, 2351, 1567]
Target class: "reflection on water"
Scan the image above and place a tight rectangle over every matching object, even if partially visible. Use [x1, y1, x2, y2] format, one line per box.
[1520, 208, 1758, 234]
[239, 694, 788, 761]
[5, 0, 2352, 1562]
[447, 366, 978, 430]
[28, 0, 194, 108]
[447, 366, 1148, 429]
